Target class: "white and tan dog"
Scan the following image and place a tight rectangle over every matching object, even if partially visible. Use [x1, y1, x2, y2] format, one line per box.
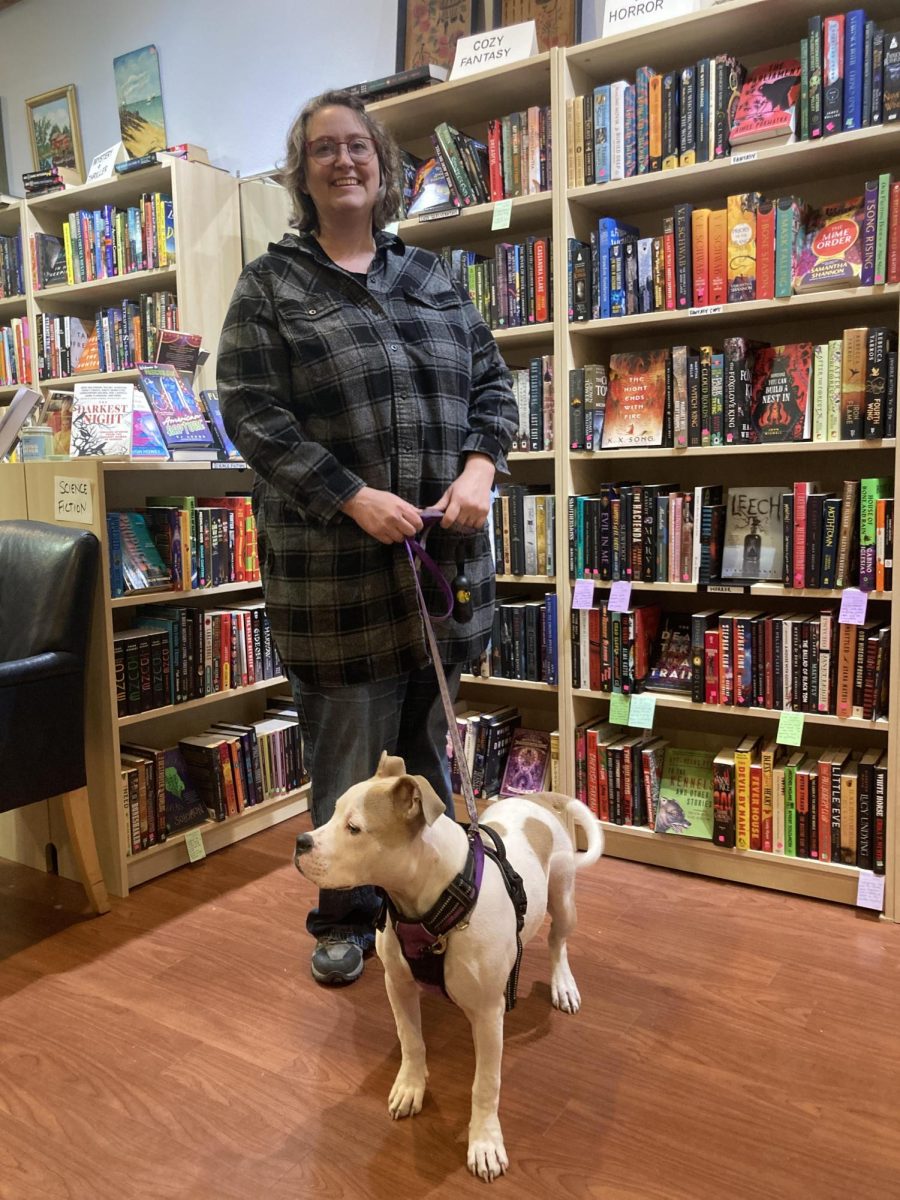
[294, 752, 603, 1182]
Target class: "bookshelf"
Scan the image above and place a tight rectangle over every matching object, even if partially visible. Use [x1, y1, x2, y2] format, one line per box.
[370, 50, 566, 747]
[559, 0, 900, 919]
[23, 156, 240, 393]
[17, 458, 309, 897]
[0, 197, 26, 401]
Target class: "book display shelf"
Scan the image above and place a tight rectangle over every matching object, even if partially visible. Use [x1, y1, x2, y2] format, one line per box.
[0, 198, 26, 404]
[370, 50, 566, 745]
[560, 0, 900, 916]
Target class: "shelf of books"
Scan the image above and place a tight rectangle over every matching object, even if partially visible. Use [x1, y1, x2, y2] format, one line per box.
[16, 457, 309, 896]
[558, 0, 900, 918]
[371, 51, 566, 767]
[0, 198, 27, 402]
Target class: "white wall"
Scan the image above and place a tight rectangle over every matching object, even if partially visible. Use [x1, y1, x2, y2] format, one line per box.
[0, 0, 398, 189]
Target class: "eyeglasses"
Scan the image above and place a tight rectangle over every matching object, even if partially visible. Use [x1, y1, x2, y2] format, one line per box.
[305, 136, 376, 164]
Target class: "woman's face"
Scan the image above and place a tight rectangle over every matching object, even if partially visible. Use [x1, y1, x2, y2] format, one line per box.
[302, 105, 381, 230]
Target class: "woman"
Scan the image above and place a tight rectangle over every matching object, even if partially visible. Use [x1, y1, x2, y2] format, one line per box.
[218, 91, 518, 986]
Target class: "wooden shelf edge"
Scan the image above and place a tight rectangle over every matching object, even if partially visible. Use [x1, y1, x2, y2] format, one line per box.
[34, 266, 177, 301]
[570, 439, 897, 459]
[599, 821, 865, 908]
[110, 580, 262, 608]
[125, 786, 310, 890]
[570, 579, 892, 600]
[573, 689, 888, 732]
[117, 676, 291, 727]
[461, 675, 558, 692]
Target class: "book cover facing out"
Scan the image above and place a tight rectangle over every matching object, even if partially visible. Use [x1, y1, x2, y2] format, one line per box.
[137, 363, 215, 450]
[749, 342, 813, 442]
[602, 349, 668, 448]
[655, 748, 715, 839]
[793, 196, 864, 291]
[721, 486, 786, 581]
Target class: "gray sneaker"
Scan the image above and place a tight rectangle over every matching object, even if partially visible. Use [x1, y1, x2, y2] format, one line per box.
[310, 935, 365, 986]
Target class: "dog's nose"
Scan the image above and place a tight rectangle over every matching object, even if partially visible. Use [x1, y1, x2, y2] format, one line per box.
[295, 833, 314, 857]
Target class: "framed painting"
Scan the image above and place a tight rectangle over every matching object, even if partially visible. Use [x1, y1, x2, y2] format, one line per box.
[491, 0, 583, 49]
[25, 85, 85, 180]
[396, 0, 478, 72]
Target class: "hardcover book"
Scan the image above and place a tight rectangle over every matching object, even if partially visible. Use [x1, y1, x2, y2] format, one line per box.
[647, 613, 692, 693]
[602, 349, 668, 449]
[655, 748, 715, 839]
[199, 388, 243, 461]
[69, 382, 133, 457]
[729, 59, 801, 146]
[163, 746, 212, 834]
[793, 196, 865, 292]
[137, 363, 216, 457]
[721, 486, 786, 581]
[749, 342, 813, 442]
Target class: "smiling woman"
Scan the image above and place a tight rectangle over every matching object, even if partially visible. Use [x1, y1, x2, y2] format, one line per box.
[217, 88, 517, 988]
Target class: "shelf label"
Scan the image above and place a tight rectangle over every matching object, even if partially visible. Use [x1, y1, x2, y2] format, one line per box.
[572, 578, 595, 609]
[491, 198, 513, 231]
[856, 870, 885, 912]
[54, 475, 93, 524]
[731, 150, 759, 165]
[210, 460, 250, 470]
[609, 692, 631, 725]
[839, 587, 868, 625]
[184, 828, 206, 862]
[451, 20, 539, 79]
[687, 305, 723, 317]
[607, 580, 632, 612]
[418, 205, 460, 223]
[706, 584, 748, 594]
[628, 693, 656, 729]
[86, 141, 127, 182]
[776, 710, 804, 746]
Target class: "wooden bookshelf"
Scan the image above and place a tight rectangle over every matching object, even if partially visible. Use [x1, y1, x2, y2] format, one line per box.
[559, 1, 900, 921]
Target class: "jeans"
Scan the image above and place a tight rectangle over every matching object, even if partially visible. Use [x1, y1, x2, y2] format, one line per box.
[289, 660, 462, 944]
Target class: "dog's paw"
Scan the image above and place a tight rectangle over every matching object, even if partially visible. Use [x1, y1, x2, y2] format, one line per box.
[467, 1132, 509, 1182]
[388, 1068, 427, 1120]
[551, 966, 581, 1014]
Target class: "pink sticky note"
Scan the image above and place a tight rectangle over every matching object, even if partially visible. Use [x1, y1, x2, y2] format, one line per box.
[607, 580, 632, 612]
[839, 588, 868, 625]
[572, 578, 595, 610]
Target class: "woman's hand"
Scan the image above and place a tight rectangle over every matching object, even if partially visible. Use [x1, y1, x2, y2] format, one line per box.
[341, 486, 424, 544]
[436, 453, 496, 531]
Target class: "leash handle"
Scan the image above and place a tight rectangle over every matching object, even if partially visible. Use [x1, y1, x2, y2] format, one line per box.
[405, 511, 479, 828]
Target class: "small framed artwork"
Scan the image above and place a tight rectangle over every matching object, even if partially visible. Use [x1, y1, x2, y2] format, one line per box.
[396, 0, 478, 72]
[25, 84, 85, 180]
[491, 0, 583, 49]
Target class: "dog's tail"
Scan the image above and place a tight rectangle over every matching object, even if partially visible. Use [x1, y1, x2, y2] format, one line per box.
[566, 797, 604, 870]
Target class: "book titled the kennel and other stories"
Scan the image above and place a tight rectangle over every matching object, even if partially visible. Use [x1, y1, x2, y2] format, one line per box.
[655, 747, 715, 839]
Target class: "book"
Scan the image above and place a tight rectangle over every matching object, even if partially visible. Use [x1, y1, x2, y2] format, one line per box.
[749, 342, 813, 443]
[0, 386, 42, 459]
[729, 59, 801, 147]
[499, 727, 551, 797]
[130, 390, 169, 460]
[721, 486, 786, 581]
[69, 382, 133, 457]
[655, 748, 715, 839]
[155, 329, 203, 388]
[198, 389, 243, 461]
[602, 350, 668, 448]
[647, 613, 692, 693]
[137, 363, 216, 457]
[793, 196, 865, 291]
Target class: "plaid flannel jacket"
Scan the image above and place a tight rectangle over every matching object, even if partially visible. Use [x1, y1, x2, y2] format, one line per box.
[217, 230, 517, 686]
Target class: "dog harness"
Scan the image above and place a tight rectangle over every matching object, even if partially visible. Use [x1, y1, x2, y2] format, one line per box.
[376, 823, 528, 1011]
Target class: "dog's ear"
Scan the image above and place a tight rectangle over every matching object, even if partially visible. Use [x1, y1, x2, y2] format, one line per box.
[390, 775, 446, 827]
[376, 751, 407, 777]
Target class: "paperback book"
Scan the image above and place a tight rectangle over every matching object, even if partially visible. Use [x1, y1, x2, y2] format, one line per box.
[729, 59, 801, 147]
[69, 382, 133, 457]
[749, 342, 813, 442]
[793, 196, 865, 292]
[602, 349, 668, 448]
[137, 364, 216, 458]
[499, 727, 551, 796]
[655, 748, 715, 839]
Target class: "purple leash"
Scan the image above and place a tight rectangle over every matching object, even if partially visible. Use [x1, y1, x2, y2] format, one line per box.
[404, 509, 479, 829]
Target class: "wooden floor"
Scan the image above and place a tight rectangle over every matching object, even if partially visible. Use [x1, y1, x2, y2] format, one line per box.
[3, 817, 900, 1200]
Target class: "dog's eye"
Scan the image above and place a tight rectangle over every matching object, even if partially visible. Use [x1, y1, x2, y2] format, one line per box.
[346, 823, 362, 836]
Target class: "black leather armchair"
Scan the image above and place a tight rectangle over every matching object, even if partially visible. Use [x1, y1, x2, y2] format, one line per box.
[0, 520, 110, 914]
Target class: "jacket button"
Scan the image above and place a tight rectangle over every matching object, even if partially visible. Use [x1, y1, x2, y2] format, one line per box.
[390, 344, 398, 351]
[308, 307, 317, 315]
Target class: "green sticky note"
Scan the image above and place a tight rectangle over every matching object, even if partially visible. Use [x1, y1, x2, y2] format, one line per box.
[609, 692, 631, 725]
[491, 198, 513, 230]
[776, 710, 804, 746]
[184, 828, 206, 862]
[628, 693, 656, 729]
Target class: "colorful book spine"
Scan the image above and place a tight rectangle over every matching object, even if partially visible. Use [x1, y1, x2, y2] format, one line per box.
[822, 13, 846, 135]
[756, 200, 775, 301]
[843, 8, 866, 131]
